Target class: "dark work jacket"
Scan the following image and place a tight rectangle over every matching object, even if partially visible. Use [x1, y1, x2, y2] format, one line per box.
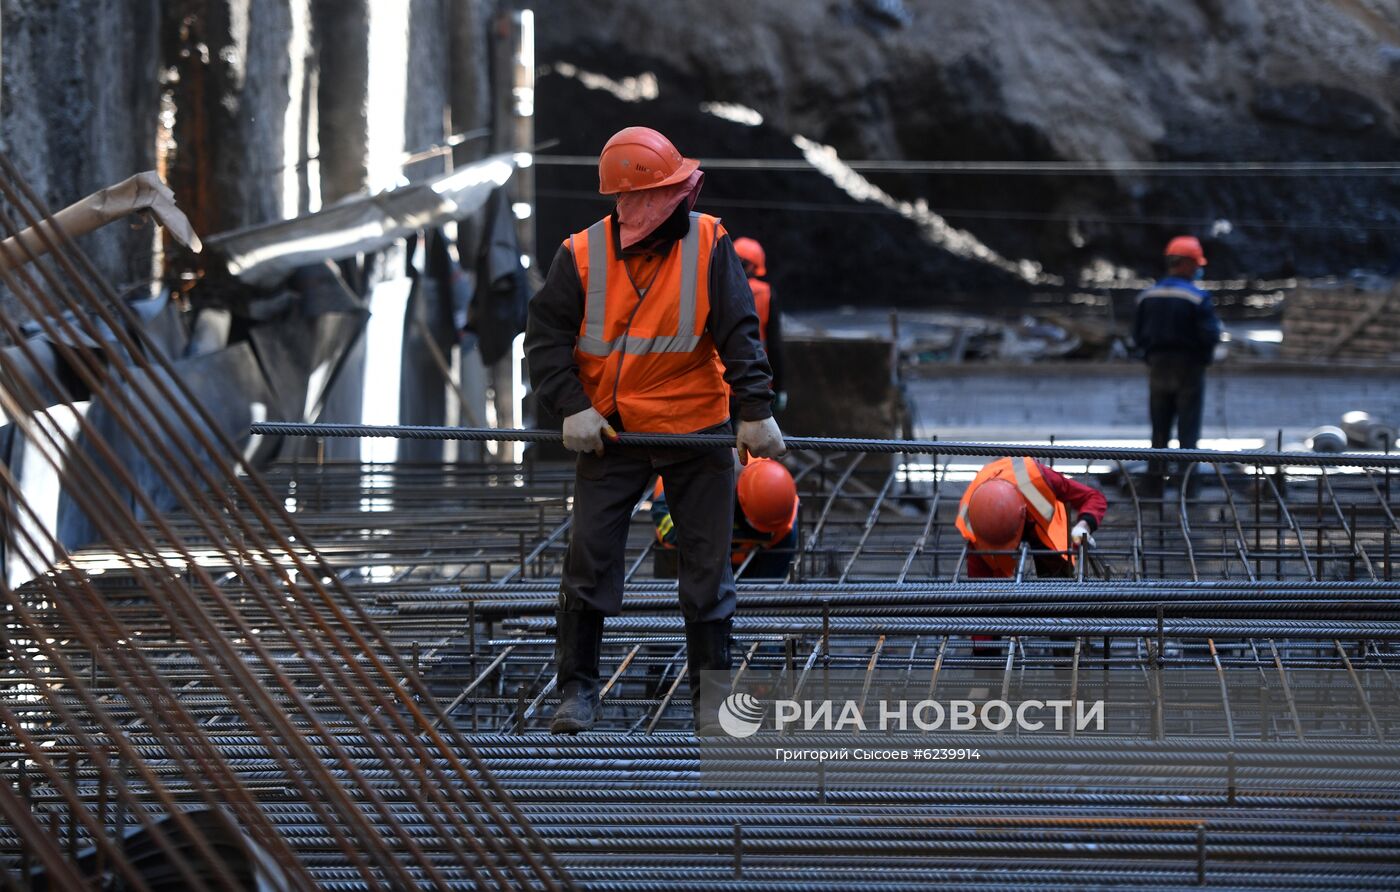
[758, 282, 785, 395]
[525, 205, 774, 426]
[1132, 276, 1223, 365]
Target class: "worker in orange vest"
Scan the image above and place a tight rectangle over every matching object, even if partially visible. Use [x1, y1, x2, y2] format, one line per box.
[956, 457, 1107, 579]
[956, 457, 1107, 655]
[525, 127, 784, 734]
[653, 457, 800, 580]
[732, 237, 785, 412]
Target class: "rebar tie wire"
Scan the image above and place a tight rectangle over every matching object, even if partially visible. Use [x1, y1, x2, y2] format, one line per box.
[252, 422, 1400, 470]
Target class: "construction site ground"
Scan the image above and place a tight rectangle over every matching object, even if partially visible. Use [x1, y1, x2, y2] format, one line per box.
[909, 361, 1400, 446]
[12, 425, 1398, 889]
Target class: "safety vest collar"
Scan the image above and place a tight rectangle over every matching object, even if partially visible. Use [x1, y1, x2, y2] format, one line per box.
[1009, 457, 1055, 521]
[576, 212, 703, 358]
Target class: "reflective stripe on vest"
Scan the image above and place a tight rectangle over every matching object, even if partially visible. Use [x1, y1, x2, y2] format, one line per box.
[1137, 287, 1203, 306]
[1010, 457, 1055, 521]
[578, 219, 609, 353]
[576, 212, 704, 357]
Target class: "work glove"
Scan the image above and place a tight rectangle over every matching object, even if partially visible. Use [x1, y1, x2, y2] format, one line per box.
[1071, 519, 1096, 549]
[562, 407, 616, 457]
[736, 416, 785, 464]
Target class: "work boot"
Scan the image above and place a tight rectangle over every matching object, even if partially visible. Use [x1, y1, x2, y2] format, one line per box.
[1138, 455, 1168, 500]
[549, 609, 604, 734]
[685, 618, 733, 736]
[1180, 463, 1204, 501]
[1136, 472, 1164, 500]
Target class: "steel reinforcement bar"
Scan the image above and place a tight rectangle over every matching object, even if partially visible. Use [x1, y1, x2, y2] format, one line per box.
[249, 423, 1400, 470]
[503, 614, 1400, 639]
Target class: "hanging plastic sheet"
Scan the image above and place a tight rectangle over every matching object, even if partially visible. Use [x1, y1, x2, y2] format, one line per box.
[206, 154, 515, 288]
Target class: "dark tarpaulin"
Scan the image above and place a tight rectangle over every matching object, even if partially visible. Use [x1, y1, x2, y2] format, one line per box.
[243, 263, 369, 465]
[0, 338, 79, 412]
[133, 291, 191, 362]
[399, 230, 460, 462]
[56, 343, 273, 550]
[466, 187, 529, 366]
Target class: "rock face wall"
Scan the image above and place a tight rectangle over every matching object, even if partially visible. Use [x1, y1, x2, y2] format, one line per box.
[531, 0, 1400, 303]
[1, 0, 161, 290]
[4, 1, 1394, 311]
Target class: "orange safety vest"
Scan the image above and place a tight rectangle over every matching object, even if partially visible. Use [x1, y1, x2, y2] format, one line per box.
[749, 278, 771, 342]
[568, 212, 729, 434]
[954, 457, 1069, 576]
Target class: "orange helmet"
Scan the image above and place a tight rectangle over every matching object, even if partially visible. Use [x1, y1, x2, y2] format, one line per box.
[966, 478, 1026, 550]
[1164, 235, 1207, 267]
[597, 126, 700, 195]
[737, 458, 798, 534]
[733, 237, 767, 277]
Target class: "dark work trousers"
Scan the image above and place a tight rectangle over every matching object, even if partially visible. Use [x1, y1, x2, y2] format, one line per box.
[562, 422, 737, 622]
[1033, 552, 1074, 579]
[738, 526, 798, 580]
[1147, 353, 1207, 475]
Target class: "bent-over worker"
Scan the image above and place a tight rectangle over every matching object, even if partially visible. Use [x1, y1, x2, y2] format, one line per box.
[653, 456, 800, 580]
[956, 457, 1107, 579]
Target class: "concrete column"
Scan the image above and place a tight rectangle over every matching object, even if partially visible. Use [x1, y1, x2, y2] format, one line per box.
[311, 0, 369, 203]
[449, 0, 493, 165]
[161, 0, 293, 236]
[283, 0, 315, 216]
[404, 0, 450, 183]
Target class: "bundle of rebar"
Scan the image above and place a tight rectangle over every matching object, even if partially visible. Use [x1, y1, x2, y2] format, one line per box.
[0, 154, 565, 889]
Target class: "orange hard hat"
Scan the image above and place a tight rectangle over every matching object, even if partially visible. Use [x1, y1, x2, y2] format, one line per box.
[967, 478, 1026, 550]
[737, 458, 798, 534]
[597, 126, 700, 195]
[1164, 235, 1207, 267]
[733, 237, 767, 277]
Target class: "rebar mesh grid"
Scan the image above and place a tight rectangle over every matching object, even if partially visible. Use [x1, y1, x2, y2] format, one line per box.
[17, 450, 1392, 888]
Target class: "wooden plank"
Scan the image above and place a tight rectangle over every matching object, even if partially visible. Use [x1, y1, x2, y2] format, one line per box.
[1281, 283, 1400, 359]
